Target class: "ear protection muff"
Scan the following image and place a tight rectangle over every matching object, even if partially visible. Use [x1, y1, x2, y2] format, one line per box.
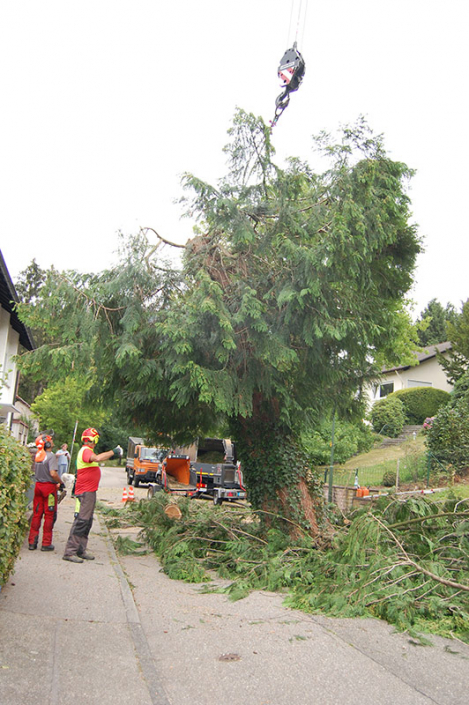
[35, 432, 54, 461]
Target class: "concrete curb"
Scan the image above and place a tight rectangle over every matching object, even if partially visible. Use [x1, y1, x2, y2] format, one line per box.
[101, 519, 170, 705]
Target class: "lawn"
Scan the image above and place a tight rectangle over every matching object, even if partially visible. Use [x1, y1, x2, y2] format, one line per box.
[328, 433, 457, 490]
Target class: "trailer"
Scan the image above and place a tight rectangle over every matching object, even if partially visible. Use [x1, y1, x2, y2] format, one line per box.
[146, 439, 247, 505]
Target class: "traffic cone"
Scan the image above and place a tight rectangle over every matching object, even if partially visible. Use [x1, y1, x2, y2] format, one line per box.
[121, 486, 128, 502]
[128, 485, 135, 502]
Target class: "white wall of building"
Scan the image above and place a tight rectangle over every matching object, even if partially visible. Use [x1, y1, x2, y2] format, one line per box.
[0, 306, 20, 412]
[368, 353, 453, 407]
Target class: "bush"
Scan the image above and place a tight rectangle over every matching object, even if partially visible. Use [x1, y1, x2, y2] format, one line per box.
[425, 400, 469, 473]
[370, 396, 406, 437]
[301, 419, 374, 465]
[382, 470, 397, 487]
[0, 427, 32, 587]
[391, 386, 451, 424]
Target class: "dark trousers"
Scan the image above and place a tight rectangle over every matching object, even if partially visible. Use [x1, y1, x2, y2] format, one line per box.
[63, 492, 96, 556]
[28, 482, 57, 547]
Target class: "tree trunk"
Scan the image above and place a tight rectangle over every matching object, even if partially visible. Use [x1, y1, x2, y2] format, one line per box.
[233, 411, 325, 539]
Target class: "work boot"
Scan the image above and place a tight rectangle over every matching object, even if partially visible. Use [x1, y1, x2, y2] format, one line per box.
[62, 555, 84, 563]
[28, 541, 38, 550]
[78, 552, 95, 561]
[41, 545, 55, 551]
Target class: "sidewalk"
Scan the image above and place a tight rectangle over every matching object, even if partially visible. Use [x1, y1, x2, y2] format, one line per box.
[1, 489, 469, 705]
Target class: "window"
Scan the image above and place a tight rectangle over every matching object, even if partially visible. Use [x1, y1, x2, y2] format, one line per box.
[379, 382, 394, 398]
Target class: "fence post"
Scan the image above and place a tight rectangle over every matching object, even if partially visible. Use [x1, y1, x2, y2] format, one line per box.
[426, 452, 431, 487]
[396, 459, 400, 493]
[328, 411, 336, 504]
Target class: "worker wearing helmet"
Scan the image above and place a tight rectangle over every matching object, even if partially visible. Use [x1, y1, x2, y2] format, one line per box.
[63, 428, 122, 563]
[28, 432, 63, 551]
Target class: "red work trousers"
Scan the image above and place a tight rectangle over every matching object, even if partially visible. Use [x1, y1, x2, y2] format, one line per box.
[28, 482, 57, 547]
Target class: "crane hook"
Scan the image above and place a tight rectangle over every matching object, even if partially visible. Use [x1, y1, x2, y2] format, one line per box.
[270, 42, 305, 129]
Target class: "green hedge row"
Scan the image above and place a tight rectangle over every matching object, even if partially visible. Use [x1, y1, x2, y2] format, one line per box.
[391, 387, 451, 424]
[370, 386, 451, 436]
[0, 426, 33, 587]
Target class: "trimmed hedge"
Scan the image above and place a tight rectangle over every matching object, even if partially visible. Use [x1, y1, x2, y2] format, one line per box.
[391, 387, 451, 424]
[370, 395, 406, 437]
[0, 426, 32, 587]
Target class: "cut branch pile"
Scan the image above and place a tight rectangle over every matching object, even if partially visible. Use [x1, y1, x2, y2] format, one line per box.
[100, 493, 469, 644]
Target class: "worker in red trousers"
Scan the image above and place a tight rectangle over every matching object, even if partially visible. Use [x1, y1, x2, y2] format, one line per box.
[28, 432, 64, 551]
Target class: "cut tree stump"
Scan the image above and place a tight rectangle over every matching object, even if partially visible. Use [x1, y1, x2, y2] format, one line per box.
[164, 504, 182, 520]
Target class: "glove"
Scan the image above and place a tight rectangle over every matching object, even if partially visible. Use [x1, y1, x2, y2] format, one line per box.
[112, 445, 123, 457]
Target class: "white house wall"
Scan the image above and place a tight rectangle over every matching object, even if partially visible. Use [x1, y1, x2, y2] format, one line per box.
[367, 353, 453, 407]
[0, 306, 19, 408]
[390, 356, 453, 394]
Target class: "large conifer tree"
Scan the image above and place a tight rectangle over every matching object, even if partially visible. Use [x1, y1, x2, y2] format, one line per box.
[17, 111, 421, 535]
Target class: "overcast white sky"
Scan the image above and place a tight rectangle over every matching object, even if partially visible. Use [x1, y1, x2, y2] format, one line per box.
[1, 0, 468, 316]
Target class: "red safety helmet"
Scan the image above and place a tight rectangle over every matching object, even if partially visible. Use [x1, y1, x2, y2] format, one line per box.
[35, 432, 54, 462]
[81, 427, 100, 445]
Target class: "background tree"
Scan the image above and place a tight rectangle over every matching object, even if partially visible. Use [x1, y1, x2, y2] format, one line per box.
[416, 298, 458, 346]
[30, 376, 107, 447]
[437, 298, 469, 384]
[14, 259, 46, 307]
[16, 112, 421, 537]
[15, 260, 55, 402]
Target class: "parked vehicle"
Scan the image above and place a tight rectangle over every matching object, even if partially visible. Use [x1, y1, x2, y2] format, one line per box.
[147, 438, 247, 504]
[126, 437, 168, 487]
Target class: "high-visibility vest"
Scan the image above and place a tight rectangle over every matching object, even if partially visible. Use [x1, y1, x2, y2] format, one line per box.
[77, 445, 99, 471]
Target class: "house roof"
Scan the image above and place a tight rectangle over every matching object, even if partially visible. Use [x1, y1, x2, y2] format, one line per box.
[382, 341, 452, 374]
[0, 250, 35, 350]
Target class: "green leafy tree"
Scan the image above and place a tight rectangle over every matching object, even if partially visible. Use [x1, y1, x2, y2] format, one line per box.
[14, 259, 47, 305]
[438, 298, 469, 384]
[16, 112, 421, 536]
[30, 376, 107, 449]
[15, 260, 55, 402]
[416, 298, 458, 346]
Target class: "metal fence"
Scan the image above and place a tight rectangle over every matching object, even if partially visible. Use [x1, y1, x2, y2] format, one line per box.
[324, 451, 448, 492]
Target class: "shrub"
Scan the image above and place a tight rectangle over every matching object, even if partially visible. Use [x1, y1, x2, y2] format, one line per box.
[301, 419, 374, 465]
[382, 470, 397, 487]
[425, 400, 469, 473]
[391, 386, 451, 424]
[0, 427, 32, 587]
[370, 396, 406, 437]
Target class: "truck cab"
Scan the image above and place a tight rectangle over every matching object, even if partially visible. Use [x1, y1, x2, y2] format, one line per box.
[126, 437, 167, 487]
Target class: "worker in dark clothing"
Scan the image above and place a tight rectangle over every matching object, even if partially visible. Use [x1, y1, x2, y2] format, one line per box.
[28, 432, 64, 551]
[63, 427, 122, 563]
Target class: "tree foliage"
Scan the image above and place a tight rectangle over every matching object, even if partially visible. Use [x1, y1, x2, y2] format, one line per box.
[438, 298, 469, 384]
[30, 376, 107, 449]
[16, 111, 421, 535]
[416, 298, 458, 347]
